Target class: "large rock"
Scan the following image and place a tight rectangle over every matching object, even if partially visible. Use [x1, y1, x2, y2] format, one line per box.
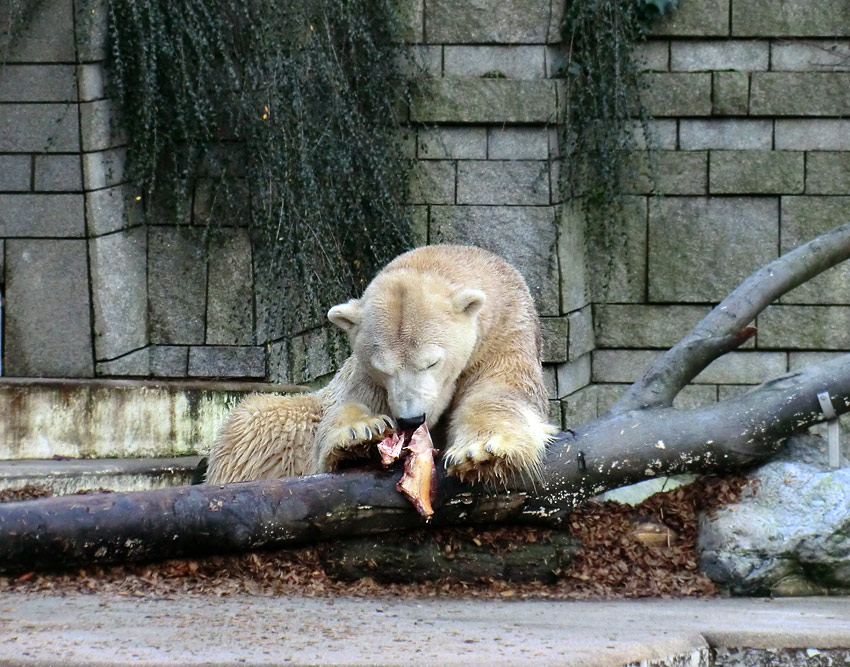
[698, 435, 850, 596]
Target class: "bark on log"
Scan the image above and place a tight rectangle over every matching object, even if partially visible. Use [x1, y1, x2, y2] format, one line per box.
[0, 223, 849, 575]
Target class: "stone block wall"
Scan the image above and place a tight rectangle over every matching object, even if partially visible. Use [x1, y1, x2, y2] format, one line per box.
[0, 0, 266, 380]
[577, 0, 850, 431]
[404, 0, 591, 424]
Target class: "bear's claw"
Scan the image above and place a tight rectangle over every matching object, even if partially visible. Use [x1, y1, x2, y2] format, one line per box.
[444, 421, 556, 485]
[323, 410, 395, 470]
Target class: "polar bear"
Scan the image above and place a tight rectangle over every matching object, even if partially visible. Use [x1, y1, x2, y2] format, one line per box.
[206, 245, 555, 486]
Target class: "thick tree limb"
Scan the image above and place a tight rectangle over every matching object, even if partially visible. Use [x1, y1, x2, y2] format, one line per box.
[613, 222, 850, 413]
[1, 353, 847, 574]
[1, 224, 849, 574]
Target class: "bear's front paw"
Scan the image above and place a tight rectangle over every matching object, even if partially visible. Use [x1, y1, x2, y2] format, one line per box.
[321, 404, 394, 470]
[444, 416, 556, 485]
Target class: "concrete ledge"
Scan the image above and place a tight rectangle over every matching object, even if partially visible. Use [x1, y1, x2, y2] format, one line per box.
[0, 378, 304, 460]
[0, 457, 204, 494]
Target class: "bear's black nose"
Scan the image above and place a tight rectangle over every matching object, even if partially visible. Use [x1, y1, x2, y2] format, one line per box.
[397, 415, 426, 430]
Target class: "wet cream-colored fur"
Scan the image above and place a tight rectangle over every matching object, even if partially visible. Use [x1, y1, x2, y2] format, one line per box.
[206, 245, 556, 485]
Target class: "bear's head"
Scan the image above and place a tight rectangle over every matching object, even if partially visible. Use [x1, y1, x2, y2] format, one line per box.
[328, 269, 485, 429]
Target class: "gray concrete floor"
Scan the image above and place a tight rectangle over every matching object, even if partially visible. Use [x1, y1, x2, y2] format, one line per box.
[0, 594, 848, 666]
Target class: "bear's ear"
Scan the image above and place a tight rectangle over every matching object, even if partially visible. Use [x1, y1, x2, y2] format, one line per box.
[451, 288, 486, 318]
[328, 299, 363, 332]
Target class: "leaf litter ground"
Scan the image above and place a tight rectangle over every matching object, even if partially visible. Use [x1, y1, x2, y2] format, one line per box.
[0, 476, 748, 599]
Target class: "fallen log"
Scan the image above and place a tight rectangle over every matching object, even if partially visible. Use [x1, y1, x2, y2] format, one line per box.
[1, 223, 849, 575]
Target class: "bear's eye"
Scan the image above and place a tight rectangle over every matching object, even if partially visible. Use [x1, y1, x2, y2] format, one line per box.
[425, 360, 439, 370]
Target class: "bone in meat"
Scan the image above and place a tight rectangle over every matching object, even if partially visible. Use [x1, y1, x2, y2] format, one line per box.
[377, 432, 404, 467]
[396, 423, 438, 519]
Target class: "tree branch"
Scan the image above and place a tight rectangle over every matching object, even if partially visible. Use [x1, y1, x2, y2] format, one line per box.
[613, 222, 850, 413]
[1, 353, 848, 574]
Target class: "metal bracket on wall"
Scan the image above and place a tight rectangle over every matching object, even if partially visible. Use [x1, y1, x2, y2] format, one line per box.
[816, 391, 841, 469]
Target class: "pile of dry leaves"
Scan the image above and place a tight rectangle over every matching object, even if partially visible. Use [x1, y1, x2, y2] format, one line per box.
[0, 476, 749, 599]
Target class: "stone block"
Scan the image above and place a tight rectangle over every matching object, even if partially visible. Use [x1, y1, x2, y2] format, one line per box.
[5, 239, 93, 377]
[0, 65, 77, 102]
[443, 46, 546, 78]
[693, 352, 787, 384]
[621, 150, 707, 195]
[409, 205, 429, 247]
[188, 346, 266, 378]
[456, 160, 549, 205]
[82, 148, 127, 190]
[781, 196, 850, 304]
[33, 155, 83, 192]
[788, 351, 846, 372]
[567, 305, 594, 360]
[560, 385, 598, 428]
[426, 0, 558, 44]
[206, 229, 254, 346]
[634, 41, 669, 72]
[594, 304, 711, 348]
[430, 205, 559, 315]
[758, 305, 850, 350]
[408, 160, 455, 204]
[648, 197, 778, 302]
[80, 100, 126, 152]
[86, 185, 142, 236]
[587, 196, 647, 303]
[488, 127, 551, 160]
[712, 71, 750, 116]
[672, 384, 719, 411]
[595, 384, 629, 414]
[0, 0, 75, 62]
[679, 120, 772, 150]
[267, 339, 291, 384]
[540, 316, 568, 363]
[90, 228, 148, 360]
[670, 40, 768, 71]
[806, 152, 850, 194]
[411, 79, 559, 124]
[709, 151, 804, 194]
[95, 347, 150, 377]
[652, 0, 729, 37]
[77, 63, 107, 102]
[641, 73, 711, 116]
[750, 73, 850, 116]
[0, 194, 84, 237]
[716, 384, 752, 402]
[775, 120, 850, 150]
[0, 155, 31, 192]
[403, 44, 440, 77]
[542, 366, 557, 400]
[150, 346, 188, 377]
[418, 127, 487, 160]
[771, 41, 850, 72]
[556, 353, 591, 397]
[556, 202, 590, 313]
[592, 350, 659, 384]
[547, 398, 562, 429]
[732, 0, 850, 37]
[629, 120, 678, 150]
[74, 0, 108, 61]
[0, 103, 79, 152]
[149, 227, 207, 345]
[290, 327, 349, 385]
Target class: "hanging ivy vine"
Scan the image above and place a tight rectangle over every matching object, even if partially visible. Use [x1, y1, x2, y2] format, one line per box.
[106, 0, 413, 338]
[558, 0, 678, 291]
